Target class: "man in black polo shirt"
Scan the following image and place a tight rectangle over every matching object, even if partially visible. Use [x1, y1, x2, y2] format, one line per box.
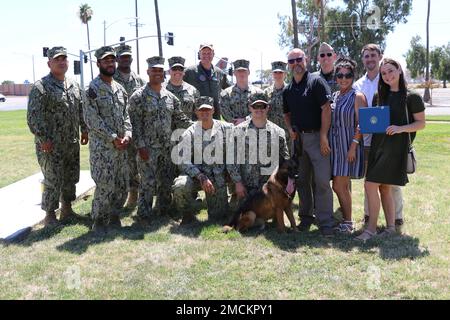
[283, 48, 334, 237]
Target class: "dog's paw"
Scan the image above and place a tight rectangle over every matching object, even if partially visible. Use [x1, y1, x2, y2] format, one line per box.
[276, 227, 286, 234]
[222, 225, 234, 233]
[291, 227, 300, 233]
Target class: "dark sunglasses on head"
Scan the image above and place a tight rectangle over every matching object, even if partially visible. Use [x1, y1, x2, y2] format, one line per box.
[319, 52, 333, 58]
[252, 103, 268, 110]
[336, 72, 354, 79]
[288, 57, 304, 64]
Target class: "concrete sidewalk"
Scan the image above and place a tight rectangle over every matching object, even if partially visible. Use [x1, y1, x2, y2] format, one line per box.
[0, 170, 95, 241]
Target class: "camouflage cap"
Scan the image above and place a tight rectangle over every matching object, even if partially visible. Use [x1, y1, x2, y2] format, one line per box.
[47, 46, 67, 60]
[271, 61, 287, 72]
[233, 59, 250, 71]
[199, 43, 214, 51]
[115, 45, 132, 57]
[195, 96, 214, 110]
[95, 46, 116, 60]
[248, 92, 268, 106]
[168, 56, 186, 69]
[146, 56, 165, 69]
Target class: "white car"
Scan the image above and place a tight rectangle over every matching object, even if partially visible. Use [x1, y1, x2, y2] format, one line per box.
[0, 93, 6, 102]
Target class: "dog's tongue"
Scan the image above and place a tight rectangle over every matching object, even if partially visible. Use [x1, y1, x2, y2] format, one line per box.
[286, 178, 295, 195]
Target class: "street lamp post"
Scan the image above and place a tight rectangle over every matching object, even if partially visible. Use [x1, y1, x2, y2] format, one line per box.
[103, 17, 140, 46]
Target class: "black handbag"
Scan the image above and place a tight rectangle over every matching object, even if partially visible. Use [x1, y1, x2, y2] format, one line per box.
[405, 98, 417, 174]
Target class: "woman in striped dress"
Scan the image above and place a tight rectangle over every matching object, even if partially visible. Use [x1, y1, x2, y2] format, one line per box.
[330, 58, 367, 234]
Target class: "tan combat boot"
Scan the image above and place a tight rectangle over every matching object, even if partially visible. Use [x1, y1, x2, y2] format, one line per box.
[44, 211, 58, 226]
[124, 189, 138, 209]
[60, 201, 76, 222]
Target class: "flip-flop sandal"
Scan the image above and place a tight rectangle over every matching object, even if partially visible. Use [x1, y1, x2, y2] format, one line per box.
[355, 229, 376, 242]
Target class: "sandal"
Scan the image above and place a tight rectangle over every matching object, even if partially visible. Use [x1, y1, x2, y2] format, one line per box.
[335, 221, 354, 234]
[379, 225, 396, 237]
[355, 229, 376, 242]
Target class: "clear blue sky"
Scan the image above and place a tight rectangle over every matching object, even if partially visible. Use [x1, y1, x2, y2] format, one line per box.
[0, 0, 448, 86]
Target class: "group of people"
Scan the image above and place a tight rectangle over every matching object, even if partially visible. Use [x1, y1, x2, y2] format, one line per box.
[27, 40, 425, 240]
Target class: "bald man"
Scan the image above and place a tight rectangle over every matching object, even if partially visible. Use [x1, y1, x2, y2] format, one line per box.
[282, 48, 335, 237]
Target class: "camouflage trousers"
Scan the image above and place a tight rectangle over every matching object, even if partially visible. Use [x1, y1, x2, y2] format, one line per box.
[127, 141, 139, 191]
[90, 145, 129, 222]
[36, 142, 80, 212]
[137, 146, 175, 217]
[172, 175, 229, 219]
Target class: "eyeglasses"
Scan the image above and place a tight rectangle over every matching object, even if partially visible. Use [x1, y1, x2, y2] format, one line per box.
[288, 57, 304, 64]
[171, 66, 184, 72]
[336, 72, 354, 79]
[319, 52, 333, 58]
[251, 103, 268, 110]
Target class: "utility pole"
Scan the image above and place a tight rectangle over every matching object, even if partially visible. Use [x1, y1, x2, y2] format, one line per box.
[291, 0, 299, 48]
[32, 55, 36, 83]
[154, 0, 163, 57]
[424, 0, 431, 103]
[135, 0, 140, 74]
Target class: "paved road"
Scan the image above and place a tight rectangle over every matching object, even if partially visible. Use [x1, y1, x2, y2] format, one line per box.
[0, 96, 28, 111]
[1, 90, 450, 115]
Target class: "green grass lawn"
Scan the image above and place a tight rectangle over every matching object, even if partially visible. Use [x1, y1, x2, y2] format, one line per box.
[0, 110, 90, 188]
[0, 111, 449, 299]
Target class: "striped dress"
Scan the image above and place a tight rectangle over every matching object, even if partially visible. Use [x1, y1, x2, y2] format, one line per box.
[330, 89, 364, 178]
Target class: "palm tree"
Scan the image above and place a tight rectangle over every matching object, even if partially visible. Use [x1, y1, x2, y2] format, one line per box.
[79, 3, 94, 80]
[291, 0, 299, 48]
[424, 0, 431, 103]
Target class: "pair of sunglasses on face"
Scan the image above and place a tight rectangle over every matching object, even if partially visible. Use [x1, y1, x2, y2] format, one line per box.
[252, 104, 268, 110]
[288, 57, 304, 64]
[319, 52, 333, 58]
[171, 66, 184, 72]
[336, 72, 354, 79]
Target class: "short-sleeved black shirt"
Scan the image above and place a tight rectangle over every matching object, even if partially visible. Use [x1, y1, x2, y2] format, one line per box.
[283, 71, 332, 131]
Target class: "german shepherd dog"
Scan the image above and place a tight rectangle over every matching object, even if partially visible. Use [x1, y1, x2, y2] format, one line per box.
[223, 135, 302, 233]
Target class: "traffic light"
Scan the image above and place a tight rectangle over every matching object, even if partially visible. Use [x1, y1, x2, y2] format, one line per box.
[43, 47, 49, 57]
[74, 61, 81, 75]
[167, 32, 174, 46]
[84, 55, 88, 63]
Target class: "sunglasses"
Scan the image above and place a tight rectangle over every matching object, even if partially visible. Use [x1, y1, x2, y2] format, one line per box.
[336, 72, 354, 79]
[171, 66, 184, 72]
[319, 52, 333, 58]
[288, 57, 304, 64]
[252, 103, 268, 110]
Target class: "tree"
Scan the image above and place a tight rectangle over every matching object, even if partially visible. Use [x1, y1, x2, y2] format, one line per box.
[405, 36, 426, 79]
[279, 0, 413, 75]
[256, 69, 273, 85]
[1, 80, 14, 85]
[291, 0, 299, 48]
[79, 3, 94, 80]
[430, 44, 450, 88]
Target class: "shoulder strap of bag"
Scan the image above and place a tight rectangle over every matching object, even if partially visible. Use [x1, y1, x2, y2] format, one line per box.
[405, 92, 412, 146]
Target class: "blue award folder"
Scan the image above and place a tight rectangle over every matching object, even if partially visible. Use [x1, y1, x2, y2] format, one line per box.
[359, 106, 390, 134]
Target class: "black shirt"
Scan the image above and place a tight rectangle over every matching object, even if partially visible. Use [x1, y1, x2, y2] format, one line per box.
[312, 69, 339, 93]
[283, 71, 332, 131]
